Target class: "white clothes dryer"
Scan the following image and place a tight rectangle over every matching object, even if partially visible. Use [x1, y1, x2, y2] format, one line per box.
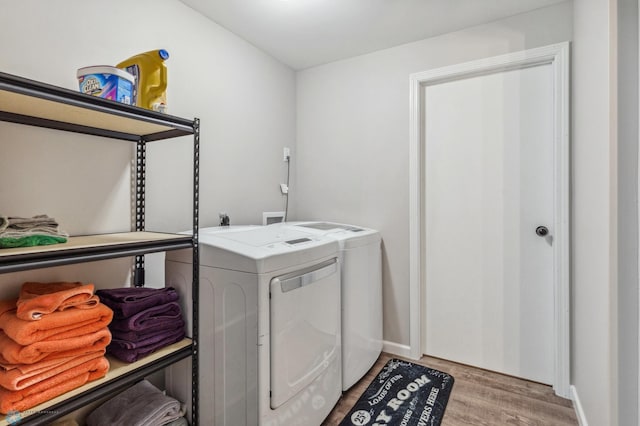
[165, 226, 342, 426]
[282, 222, 382, 391]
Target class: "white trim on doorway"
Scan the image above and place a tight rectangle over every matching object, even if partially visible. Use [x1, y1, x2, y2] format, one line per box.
[408, 42, 571, 398]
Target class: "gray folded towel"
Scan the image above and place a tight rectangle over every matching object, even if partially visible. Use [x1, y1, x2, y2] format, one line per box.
[8, 215, 58, 228]
[163, 418, 188, 426]
[86, 380, 186, 426]
[0, 215, 68, 239]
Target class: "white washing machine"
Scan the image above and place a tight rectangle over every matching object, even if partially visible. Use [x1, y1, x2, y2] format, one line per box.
[165, 226, 342, 426]
[283, 222, 382, 391]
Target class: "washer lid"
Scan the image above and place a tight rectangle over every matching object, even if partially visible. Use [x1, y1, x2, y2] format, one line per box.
[197, 226, 339, 273]
[297, 222, 361, 231]
[199, 225, 261, 235]
[293, 222, 381, 249]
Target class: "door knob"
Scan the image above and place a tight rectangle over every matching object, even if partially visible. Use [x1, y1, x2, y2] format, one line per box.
[535, 226, 549, 237]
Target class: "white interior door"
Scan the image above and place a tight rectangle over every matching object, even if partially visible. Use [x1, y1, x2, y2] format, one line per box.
[423, 64, 555, 385]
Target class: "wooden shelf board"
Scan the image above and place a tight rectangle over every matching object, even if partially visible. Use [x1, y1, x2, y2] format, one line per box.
[0, 72, 195, 140]
[0, 339, 193, 426]
[0, 232, 194, 274]
[0, 90, 174, 136]
[0, 231, 192, 259]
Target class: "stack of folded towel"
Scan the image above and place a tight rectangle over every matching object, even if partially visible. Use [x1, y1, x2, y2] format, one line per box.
[96, 287, 185, 363]
[87, 379, 187, 426]
[0, 214, 69, 248]
[0, 282, 112, 414]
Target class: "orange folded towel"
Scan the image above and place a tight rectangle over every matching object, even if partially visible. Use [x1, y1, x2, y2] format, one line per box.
[17, 282, 99, 321]
[0, 328, 111, 366]
[0, 355, 109, 414]
[0, 351, 105, 391]
[0, 354, 74, 375]
[0, 299, 112, 345]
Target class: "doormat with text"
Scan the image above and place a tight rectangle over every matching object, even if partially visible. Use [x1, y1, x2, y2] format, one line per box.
[339, 358, 454, 426]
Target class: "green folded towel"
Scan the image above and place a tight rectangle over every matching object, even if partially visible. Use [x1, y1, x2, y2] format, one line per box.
[0, 214, 68, 248]
[0, 235, 67, 249]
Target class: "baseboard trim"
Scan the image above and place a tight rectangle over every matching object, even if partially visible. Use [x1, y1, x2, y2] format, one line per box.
[382, 340, 416, 359]
[570, 385, 588, 426]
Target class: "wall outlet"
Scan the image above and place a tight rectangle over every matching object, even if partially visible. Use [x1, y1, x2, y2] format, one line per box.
[283, 147, 290, 161]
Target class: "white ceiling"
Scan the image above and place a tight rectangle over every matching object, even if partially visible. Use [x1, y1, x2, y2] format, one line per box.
[180, 0, 567, 70]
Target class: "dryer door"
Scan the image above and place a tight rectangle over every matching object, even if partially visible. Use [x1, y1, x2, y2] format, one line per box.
[270, 258, 340, 409]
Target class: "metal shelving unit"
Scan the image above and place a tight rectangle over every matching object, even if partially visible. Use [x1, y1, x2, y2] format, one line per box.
[0, 71, 200, 425]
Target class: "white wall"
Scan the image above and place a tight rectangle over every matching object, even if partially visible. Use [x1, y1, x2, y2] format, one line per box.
[572, 1, 619, 425]
[293, 2, 573, 349]
[0, 0, 295, 291]
[617, 0, 638, 424]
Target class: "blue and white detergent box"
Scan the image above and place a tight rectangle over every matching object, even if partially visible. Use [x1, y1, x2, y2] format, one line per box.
[77, 66, 135, 105]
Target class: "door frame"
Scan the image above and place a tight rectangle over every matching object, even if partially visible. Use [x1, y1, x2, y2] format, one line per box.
[408, 42, 571, 398]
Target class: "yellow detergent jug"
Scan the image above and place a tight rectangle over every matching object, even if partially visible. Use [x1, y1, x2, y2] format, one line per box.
[116, 49, 169, 112]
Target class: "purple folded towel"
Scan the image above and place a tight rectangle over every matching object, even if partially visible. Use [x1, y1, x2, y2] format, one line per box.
[111, 327, 185, 350]
[107, 329, 186, 363]
[95, 287, 179, 319]
[109, 302, 183, 333]
[111, 319, 185, 342]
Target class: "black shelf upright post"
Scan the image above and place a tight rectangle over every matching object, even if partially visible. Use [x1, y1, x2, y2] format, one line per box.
[134, 138, 147, 287]
[191, 117, 200, 425]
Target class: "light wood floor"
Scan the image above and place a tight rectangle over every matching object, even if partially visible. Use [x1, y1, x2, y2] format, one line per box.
[322, 353, 578, 426]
